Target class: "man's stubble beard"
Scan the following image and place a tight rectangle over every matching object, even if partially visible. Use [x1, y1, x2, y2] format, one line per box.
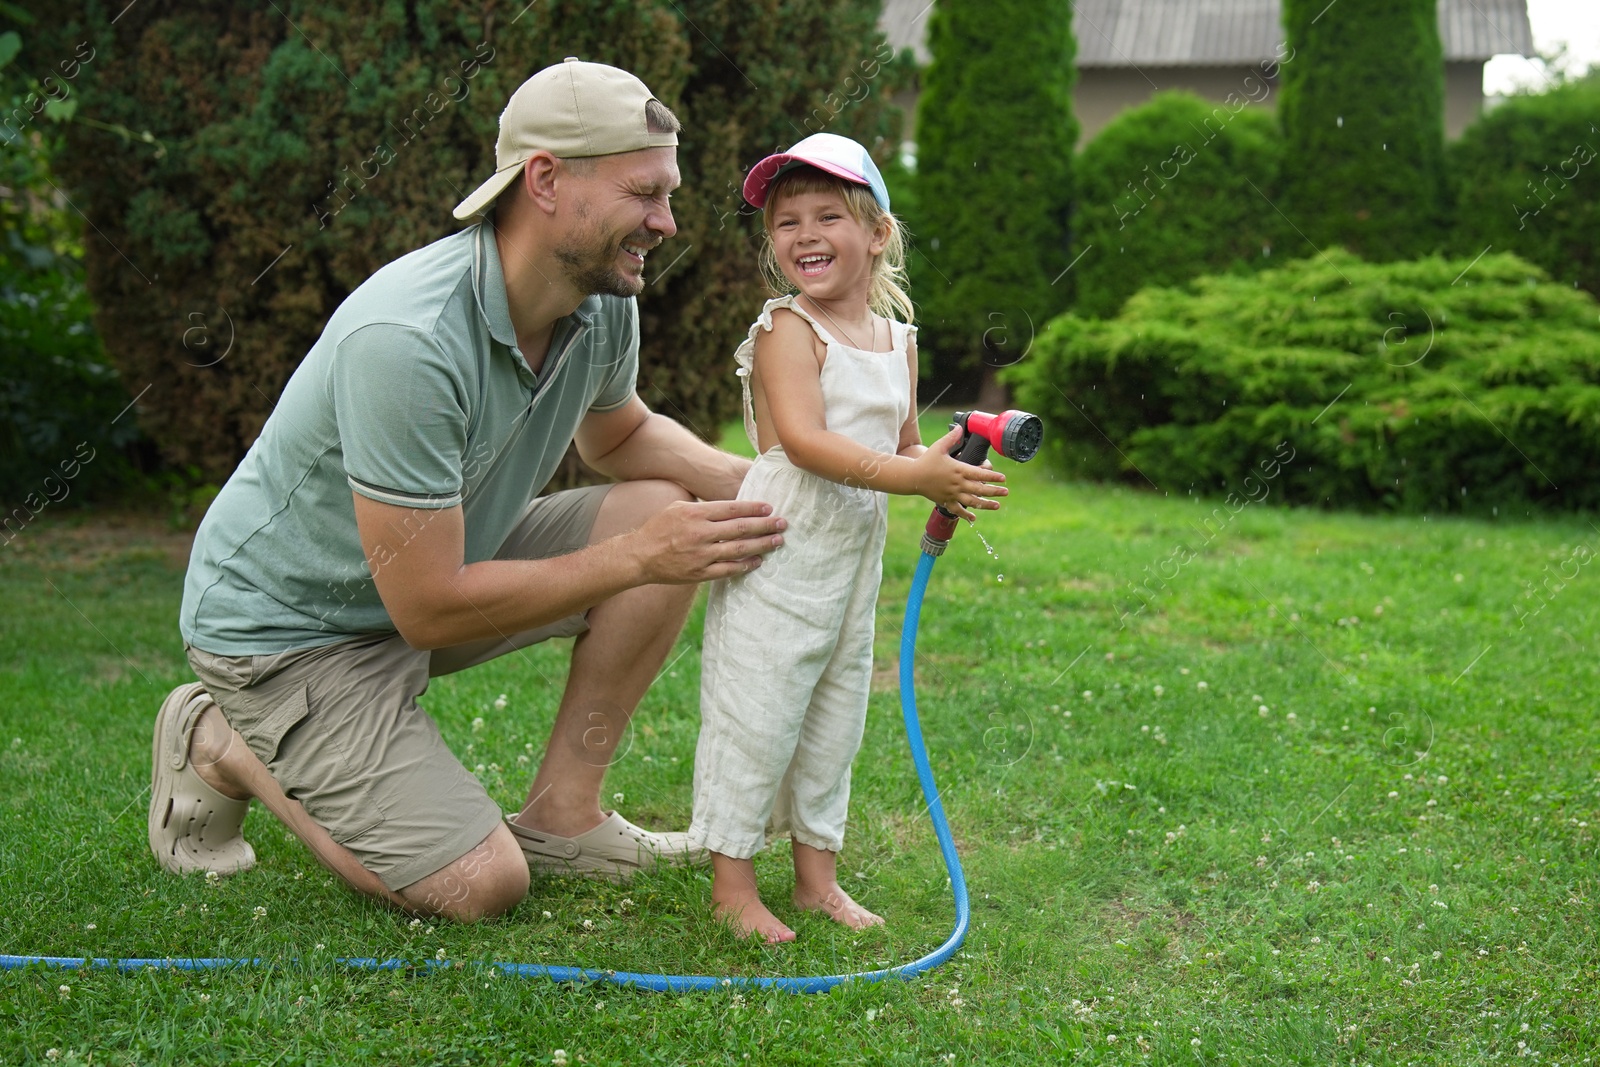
[555, 201, 646, 299]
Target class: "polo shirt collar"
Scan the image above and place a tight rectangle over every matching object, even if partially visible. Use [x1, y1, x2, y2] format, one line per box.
[472, 221, 603, 373]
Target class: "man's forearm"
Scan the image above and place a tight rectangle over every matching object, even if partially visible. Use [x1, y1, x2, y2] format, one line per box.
[402, 538, 644, 650]
[586, 412, 749, 500]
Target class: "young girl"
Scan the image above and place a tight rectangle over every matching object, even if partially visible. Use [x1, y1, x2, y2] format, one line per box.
[687, 133, 1007, 943]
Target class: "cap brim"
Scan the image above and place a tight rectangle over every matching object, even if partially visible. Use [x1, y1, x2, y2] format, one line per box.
[452, 161, 525, 220]
[743, 155, 875, 209]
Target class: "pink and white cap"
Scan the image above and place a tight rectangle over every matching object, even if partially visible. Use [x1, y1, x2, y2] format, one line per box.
[742, 133, 891, 211]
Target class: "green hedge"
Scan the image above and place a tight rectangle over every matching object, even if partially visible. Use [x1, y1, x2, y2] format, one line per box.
[1074, 90, 1281, 319]
[1006, 250, 1600, 512]
[1450, 74, 1600, 299]
[1278, 0, 1447, 259]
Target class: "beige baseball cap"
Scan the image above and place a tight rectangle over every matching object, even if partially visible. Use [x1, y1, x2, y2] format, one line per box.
[452, 57, 678, 220]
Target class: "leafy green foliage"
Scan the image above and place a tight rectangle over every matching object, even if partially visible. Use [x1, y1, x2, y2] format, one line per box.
[1, 20, 147, 511]
[1279, 0, 1447, 259]
[1450, 73, 1600, 298]
[24, 1, 906, 480]
[1007, 250, 1600, 512]
[910, 0, 1076, 385]
[1074, 91, 1282, 319]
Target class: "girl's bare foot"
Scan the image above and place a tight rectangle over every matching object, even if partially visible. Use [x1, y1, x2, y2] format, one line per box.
[710, 852, 796, 944]
[792, 881, 884, 929]
[791, 840, 885, 930]
[713, 895, 797, 944]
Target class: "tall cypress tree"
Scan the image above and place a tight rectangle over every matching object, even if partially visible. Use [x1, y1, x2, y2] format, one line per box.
[1278, 0, 1446, 259]
[912, 0, 1076, 398]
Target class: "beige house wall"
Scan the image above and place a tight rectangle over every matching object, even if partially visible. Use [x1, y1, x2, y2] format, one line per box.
[1443, 60, 1485, 139]
[1075, 66, 1281, 143]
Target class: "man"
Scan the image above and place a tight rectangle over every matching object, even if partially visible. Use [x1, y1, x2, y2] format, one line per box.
[149, 58, 786, 921]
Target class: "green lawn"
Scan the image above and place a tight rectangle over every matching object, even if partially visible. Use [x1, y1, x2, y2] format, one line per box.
[2, 417, 1597, 1065]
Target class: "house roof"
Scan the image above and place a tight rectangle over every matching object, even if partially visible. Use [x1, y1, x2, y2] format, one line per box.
[879, 0, 1535, 67]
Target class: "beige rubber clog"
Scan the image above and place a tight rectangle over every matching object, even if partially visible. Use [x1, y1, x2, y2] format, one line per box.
[508, 811, 708, 882]
[148, 682, 256, 877]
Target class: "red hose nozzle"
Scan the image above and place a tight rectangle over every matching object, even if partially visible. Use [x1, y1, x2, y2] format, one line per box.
[956, 410, 1044, 464]
[920, 409, 1045, 555]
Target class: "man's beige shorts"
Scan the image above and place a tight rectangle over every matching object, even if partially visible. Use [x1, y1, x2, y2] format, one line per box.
[185, 485, 610, 892]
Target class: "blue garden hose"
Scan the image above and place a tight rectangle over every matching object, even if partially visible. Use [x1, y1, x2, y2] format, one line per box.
[1, 550, 969, 993]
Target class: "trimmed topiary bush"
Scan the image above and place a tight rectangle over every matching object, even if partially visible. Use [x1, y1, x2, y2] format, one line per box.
[27, 1, 906, 481]
[1074, 90, 1282, 319]
[1450, 74, 1600, 299]
[911, 0, 1076, 391]
[1006, 250, 1600, 513]
[1278, 0, 1447, 260]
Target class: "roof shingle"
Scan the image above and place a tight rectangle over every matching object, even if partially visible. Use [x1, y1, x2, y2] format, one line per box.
[878, 0, 1534, 67]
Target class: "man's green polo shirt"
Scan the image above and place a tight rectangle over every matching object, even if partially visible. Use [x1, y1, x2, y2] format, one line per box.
[180, 221, 638, 656]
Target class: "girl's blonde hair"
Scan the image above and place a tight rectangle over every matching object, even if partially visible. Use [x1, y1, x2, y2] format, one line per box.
[758, 167, 915, 325]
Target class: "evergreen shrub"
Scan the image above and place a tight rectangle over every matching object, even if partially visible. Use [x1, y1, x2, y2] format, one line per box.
[1006, 251, 1600, 512]
[911, 0, 1076, 389]
[1278, 0, 1447, 259]
[28, 1, 905, 481]
[1, 24, 148, 515]
[1450, 74, 1600, 299]
[1074, 90, 1281, 319]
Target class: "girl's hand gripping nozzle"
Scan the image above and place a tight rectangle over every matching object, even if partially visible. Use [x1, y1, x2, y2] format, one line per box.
[920, 409, 1044, 556]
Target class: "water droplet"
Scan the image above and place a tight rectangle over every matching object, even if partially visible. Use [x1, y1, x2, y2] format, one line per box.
[997, 574, 1004, 583]
[1336, 115, 1344, 128]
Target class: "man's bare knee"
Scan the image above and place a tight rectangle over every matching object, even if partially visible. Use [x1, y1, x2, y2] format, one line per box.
[398, 824, 528, 922]
[590, 479, 694, 543]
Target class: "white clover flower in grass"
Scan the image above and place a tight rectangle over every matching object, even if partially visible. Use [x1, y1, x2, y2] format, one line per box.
[57, 985, 70, 997]
[1286, 712, 1297, 721]
[471, 717, 485, 732]
[84, 923, 95, 930]
[1197, 681, 1208, 690]
[494, 694, 508, 710]
[583, 919, 595, 930]
[205, 870, 220, 885]
[1389, 791, 1400, 799]
[253, 906, 268, 921]
[553, 1051, 569, 1066]
[45, 1050, 60, 1062]
[613, 792, 625, 804]
[1081, 690, 1092, 700]
[199, 993, 212, 1003]
[1192, 1038, 1202, 1047]
[1152, 685, 1164, 697]
[542, 911, 553, 920]
[409, 918, 422, 928]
